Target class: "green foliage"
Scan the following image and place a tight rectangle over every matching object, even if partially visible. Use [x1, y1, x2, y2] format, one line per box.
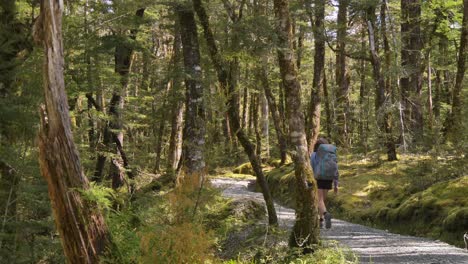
[79, 183, 116, 210]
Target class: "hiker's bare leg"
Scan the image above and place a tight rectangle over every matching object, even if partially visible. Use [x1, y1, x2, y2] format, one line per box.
[318, 189, 328, 218]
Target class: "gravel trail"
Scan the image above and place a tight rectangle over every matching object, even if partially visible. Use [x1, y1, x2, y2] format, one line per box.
[211, 178, 468, 264]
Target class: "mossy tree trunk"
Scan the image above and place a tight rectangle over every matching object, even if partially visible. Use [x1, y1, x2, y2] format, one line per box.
[34, 0, 112, 262]
[273, 0, 319, 249]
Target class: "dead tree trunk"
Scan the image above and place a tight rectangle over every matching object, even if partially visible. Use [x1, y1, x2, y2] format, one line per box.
[273, 0, 319, 250]
[193, 0, 278, 226]
[34, 1, 112, 262]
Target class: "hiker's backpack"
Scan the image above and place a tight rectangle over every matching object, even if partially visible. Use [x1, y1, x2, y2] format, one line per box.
[311, 144, 338, 180]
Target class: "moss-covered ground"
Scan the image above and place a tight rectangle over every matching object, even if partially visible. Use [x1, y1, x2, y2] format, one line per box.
[240, 153, 468, 248]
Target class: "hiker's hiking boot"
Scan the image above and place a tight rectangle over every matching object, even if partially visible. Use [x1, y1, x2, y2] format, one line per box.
[324, 212, 332, 229]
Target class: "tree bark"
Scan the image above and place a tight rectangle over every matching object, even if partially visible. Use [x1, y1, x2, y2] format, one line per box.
[193, 0, 278, 226]
[177, 5, 206, 177]
[273, 0, 319, 249]
[252, 93, 262, 157]
[167, 101, 185, 173]
[34, 1, 112, 261]
[261, 90, 270, 159]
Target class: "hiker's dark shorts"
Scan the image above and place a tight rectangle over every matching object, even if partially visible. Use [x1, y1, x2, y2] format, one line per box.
[316, 179, 333, 190]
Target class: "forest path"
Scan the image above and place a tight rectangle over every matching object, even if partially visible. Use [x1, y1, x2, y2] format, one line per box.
[211, 178, 468, 264]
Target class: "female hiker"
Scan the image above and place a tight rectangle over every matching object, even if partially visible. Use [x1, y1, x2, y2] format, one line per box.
[310, 137, 339, 229]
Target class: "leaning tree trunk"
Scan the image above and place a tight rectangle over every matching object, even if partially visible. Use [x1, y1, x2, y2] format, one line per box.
[33, 1, 111, 262]
[445, 0, 468, 142]
[273, 0, 319, 250]
[193, 0, 278, 226]
[177, 5, 206, 178]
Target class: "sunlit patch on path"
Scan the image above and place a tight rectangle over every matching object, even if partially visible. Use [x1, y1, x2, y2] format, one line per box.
[212, 178, 468, 264]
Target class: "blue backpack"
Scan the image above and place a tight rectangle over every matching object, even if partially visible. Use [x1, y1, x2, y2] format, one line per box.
[311, 144, 338, 180]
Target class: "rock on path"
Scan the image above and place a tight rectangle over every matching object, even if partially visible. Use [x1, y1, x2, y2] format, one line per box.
[211, 178, 468, 264]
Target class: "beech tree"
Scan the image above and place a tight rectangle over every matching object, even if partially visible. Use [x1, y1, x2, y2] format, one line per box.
[177, 3, 206, 178]
[273, 0, 319, 249]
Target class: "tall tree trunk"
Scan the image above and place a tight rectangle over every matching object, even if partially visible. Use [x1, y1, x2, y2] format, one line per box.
[305, 0, 325, 153]
[193, 0, 278, 226]
[273, 0, 319, 249]
[259, 61, 288, 165]
[177, 5, 206, 177]
[323, 70, 332, 140]
[400, 0, 423, 145]
[358, 31, 368, 152]
[261, 88, 270, 159]
[335, 0, 350, 147]
[242, 86, 249, 129]
[445, 0, 468, 141]
[427, 52, 434, 129]
[33, 1, 112, 261]
[252, 93, 262, 157]
[367, 4, 397, 161]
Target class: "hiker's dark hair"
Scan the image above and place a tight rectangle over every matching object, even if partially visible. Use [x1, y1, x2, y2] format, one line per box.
[313, 137, 329, 152]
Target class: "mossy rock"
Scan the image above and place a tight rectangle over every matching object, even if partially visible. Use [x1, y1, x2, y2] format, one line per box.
[228, 198, 266, 221]
[233, 163, 254, 175]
